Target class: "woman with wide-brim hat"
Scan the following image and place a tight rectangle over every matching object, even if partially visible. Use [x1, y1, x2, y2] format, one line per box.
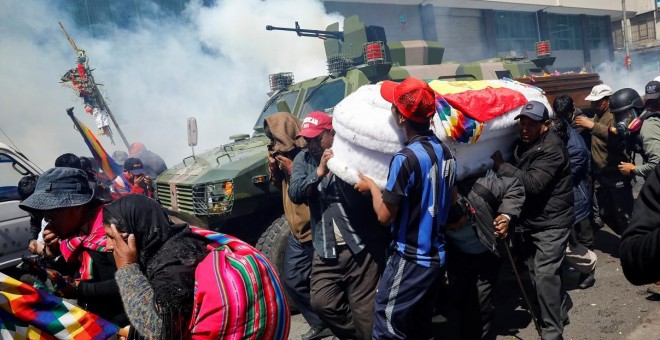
[19, 167, 128, 327]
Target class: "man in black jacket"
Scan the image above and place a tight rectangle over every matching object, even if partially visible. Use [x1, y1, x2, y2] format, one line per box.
[492, 100, 575, 340]
[446, 172, 525, 339]
[620, 164, 660, 285]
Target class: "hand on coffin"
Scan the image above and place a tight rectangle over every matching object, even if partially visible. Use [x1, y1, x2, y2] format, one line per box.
[354, 172, 376, 195]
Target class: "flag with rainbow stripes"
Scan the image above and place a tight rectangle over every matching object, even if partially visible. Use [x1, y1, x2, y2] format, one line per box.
[66, 108, 123, 180]
[0, 272, 120, 339]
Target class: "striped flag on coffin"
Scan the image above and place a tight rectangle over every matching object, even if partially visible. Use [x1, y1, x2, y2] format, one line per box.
[435, 95, 483, 144]
[0, 272, 120, 339]
[428, 79, 529, 144]
[66, 109, 123, 181]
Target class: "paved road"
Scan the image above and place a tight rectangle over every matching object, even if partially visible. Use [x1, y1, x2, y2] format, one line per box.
[288, 226, 660, 340]
[288, 176, 660, 340]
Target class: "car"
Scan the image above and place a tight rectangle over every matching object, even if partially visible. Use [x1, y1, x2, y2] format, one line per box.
[0, 142, 41, 271]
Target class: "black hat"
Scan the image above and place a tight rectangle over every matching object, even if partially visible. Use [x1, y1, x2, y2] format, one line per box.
[515, 100, 550, 122]
[123, 158, 146, 176]
[644, 81, 660, 101]
[19, 167, 94, 212]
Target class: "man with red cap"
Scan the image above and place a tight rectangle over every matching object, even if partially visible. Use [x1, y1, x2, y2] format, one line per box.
[355, 77, 457, 339]
[289, 111, 388, 339]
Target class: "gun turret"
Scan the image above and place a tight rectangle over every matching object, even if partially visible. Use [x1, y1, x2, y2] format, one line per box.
[266, 22, 344, 41]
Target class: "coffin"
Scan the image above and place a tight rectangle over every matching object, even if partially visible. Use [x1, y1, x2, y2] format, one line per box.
[327, 79, 553, 188]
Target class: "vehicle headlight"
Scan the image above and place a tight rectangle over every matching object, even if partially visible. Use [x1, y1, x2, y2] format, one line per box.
[204, 181, 234, 214]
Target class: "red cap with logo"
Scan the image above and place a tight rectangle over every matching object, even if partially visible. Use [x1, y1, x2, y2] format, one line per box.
[297, 111, 333, 138]
[380, 77, 437, 123]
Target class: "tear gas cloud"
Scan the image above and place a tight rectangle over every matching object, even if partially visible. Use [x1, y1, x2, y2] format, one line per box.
[0, 0, 342, 169]
[595, 60, 658, 96]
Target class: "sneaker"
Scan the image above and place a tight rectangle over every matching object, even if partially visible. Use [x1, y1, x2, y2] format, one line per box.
[578, 269, 595, 289]
[647, 282, 660, 295]
[301, 325, 333, 340]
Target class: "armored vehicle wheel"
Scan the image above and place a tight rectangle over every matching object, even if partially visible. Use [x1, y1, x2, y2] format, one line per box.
[256, 215, 299, 313]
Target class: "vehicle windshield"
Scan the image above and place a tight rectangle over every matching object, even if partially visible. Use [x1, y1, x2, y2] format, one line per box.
[253, 79, 347, 132]
[300, 80, 346, 117]
[253, 90, 300, 132]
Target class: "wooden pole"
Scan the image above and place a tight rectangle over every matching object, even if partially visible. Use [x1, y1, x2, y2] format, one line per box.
[58, 22, 131, 150]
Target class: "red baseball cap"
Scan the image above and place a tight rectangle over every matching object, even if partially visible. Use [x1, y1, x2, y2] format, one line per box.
[380, 77, 437, 123]
[297, 111, 333, 138]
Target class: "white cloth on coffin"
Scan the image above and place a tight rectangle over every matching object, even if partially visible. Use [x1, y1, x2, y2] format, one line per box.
[327, 81, 552, 189]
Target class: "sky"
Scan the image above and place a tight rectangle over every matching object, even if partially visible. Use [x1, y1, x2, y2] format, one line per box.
[0, 0, 342, 169]
[1, 0, 656, 170]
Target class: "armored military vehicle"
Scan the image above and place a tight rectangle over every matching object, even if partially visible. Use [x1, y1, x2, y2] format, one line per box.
[154, 15, 600, 282]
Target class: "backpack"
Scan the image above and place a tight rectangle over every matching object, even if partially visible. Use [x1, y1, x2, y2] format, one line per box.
[187, 228, 290, 340]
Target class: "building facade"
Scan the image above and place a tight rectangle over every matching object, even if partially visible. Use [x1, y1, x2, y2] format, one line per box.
[67, 0, 659, 72]
[612, 0, 660, 73]
[323, 0, 628, 71]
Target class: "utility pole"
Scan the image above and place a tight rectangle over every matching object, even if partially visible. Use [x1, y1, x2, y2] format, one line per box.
[58, 22, 131, 150]
[622, 0, 632, 70]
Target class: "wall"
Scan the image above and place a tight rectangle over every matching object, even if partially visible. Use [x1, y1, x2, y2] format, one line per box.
[323, 2, 426, 42]
[551, 50, 585, 70]
[433, 7, 489, 62]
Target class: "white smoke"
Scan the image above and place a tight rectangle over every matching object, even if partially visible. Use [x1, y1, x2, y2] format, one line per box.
[0, 0, 342, 169]
[595, 59, 658, 95]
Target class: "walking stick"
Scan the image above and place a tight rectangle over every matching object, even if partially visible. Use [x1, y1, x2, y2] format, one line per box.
[500, 238, 543, 337]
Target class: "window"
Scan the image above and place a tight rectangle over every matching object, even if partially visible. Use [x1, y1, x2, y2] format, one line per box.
[253, 90, 301, 132]
[300, 80, 346, 117]
[548, 14, 582, 50]
[588, 17, 609, 49]
[494, 11, 539, 55]
[630, 12, 656, 44]
[0, 153, 31, 202]
[612, 20, 624, 49]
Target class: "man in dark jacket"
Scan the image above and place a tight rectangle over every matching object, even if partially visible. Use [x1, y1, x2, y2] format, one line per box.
[575, 85, 633, 235]
[554, 95, 598, 250]
[264, 112, 331, 340]
[289, 111, 388, 340]
[492, 100, 575, 340]
[446, 172, 525, 340]
[547, 118, 597, 289]
[620, 164, 660, 285]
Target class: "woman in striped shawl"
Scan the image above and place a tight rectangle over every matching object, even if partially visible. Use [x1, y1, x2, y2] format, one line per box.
[103, 194, 290, 339]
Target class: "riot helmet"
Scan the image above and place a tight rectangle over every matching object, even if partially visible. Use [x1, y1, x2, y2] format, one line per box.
[610, 88, 644, 113]
[610, 88, 644, 136]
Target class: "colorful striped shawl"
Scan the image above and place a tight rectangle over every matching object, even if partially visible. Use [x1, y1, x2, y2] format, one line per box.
[59, 206, 108, 281]
[188, 227, 290, 340]
[0, 272, 119, 339]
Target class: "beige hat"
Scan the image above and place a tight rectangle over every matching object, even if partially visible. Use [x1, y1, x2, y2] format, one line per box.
[585, 84, 614, 101]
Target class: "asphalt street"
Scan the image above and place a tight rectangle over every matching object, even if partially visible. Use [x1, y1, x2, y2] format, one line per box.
[288, 175, 660, 340]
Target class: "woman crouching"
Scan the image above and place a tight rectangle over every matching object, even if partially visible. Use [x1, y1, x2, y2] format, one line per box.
[103, 194, 290, 339]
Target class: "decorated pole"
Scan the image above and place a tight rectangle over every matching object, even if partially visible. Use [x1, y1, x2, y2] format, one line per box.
[58, 22, 131, 150]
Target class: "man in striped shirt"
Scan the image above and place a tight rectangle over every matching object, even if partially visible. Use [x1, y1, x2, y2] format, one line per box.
[355, 77, 457, 339]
